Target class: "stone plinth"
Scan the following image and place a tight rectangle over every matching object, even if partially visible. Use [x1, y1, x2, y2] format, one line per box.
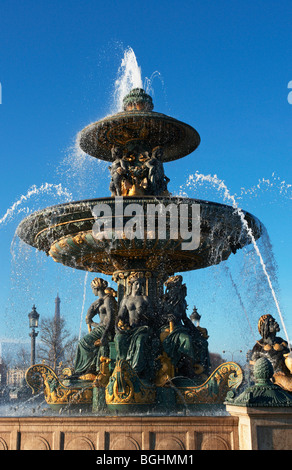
[227, 405, 292, 450]
[0, 415, 239, 450]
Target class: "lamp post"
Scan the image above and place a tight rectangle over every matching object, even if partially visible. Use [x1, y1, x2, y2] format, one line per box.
[222, 349, 242, 362]
[190, 306, 201, 327]
[28, 305, 40, 365]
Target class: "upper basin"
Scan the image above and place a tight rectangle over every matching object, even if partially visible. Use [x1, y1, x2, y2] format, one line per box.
[78, 110, 201, 163]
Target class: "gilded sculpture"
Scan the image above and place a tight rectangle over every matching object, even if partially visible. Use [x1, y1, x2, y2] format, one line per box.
[251, 314, 292, 392]
[114, 275, 158, 383]
[159, 275, 210, 380]
[73, 277, 117, 379]
[109, 143, 170, 197]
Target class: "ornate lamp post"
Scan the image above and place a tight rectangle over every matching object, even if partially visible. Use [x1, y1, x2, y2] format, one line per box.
[28, 305, 40, 365]
[190, 306, 201, 327]
[222, 349, 242, 362]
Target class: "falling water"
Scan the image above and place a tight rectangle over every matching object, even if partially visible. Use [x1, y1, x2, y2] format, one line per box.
[237, 172, 292, 202]
[79, 272, 89, 340]
[144, 70, 165, 97]
[0, 392, 48, 417]
[0, 182, 73, 279]
[222, 264, 256, 341]
[1, 46, 290, 418]
[0, 183, 72, 226]
[57, 132, 109, 201]
[0, 182, 74, 357]
[184, 171, 290, 346]
[56, 47, 164, 201]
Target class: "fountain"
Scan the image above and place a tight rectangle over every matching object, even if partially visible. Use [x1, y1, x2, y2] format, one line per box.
[2, 57, 292, 450]
[15, 84, 263, 414]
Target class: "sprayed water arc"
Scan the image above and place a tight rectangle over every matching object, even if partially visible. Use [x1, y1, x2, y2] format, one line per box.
[183, 171, 290, 347]
[0, 183, 73, 227]
[79, 272, 89, 340]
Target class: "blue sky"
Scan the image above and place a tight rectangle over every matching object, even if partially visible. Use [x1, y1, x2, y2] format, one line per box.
[0, 0, 291, 363]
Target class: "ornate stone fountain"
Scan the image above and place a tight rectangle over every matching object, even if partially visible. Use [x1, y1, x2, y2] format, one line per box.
[18, 88, 263, 413]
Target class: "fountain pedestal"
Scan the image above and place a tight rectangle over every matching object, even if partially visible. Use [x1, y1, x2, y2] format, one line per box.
[226, 357, 292, 449]
[227, 405, 292, 450]
[3, 406, 292, 449]
[0, 415, 240, 450]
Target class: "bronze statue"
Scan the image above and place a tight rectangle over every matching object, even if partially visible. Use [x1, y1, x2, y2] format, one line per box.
[73, 278, 117, 377]
[145, 146, 170, 195]
[108, 144, 170, 197]
[251, 314, 292, 391]
[114, 275, 157, 381]
[109, 146, 130, 196]
[160, 275, 208, 379]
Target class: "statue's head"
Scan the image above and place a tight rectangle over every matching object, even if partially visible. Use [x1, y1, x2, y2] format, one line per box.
[104, 287, 117, 297]
[164, 275, 183, 290]
[164, 275, 187, 302]
[91, 277, 108, 293]
[258, 314, 280, 339]
[127, 273, 144, 295]
[152, 146, 163, 159]
[111, 146, 123, 159]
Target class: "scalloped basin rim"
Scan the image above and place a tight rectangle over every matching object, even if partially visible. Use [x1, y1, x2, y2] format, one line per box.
[78, 110, 201, 162]
[16, 196, 263, 274]
[16, 195, 263, 248]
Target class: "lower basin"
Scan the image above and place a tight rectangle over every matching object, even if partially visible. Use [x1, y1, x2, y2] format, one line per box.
[16, 196, 263, 275]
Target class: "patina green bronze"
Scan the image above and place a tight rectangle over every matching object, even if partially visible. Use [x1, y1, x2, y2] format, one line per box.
[73, 278, 117, 378]
[249, 314, 292, 394]
[225, 357, 292, 407]
[114, 275, 157, 383]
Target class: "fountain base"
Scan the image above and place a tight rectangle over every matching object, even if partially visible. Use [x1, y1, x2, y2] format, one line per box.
[0, 414, 239, 450]
[3, 407, 292, 449]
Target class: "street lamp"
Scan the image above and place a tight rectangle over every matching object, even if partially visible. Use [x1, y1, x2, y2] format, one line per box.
[28, 305, 40, 365]
[222, 349, 242, 362]
[190, 306, 201, 327]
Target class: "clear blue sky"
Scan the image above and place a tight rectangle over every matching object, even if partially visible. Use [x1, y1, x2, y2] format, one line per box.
[0, 0, 291, 362]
